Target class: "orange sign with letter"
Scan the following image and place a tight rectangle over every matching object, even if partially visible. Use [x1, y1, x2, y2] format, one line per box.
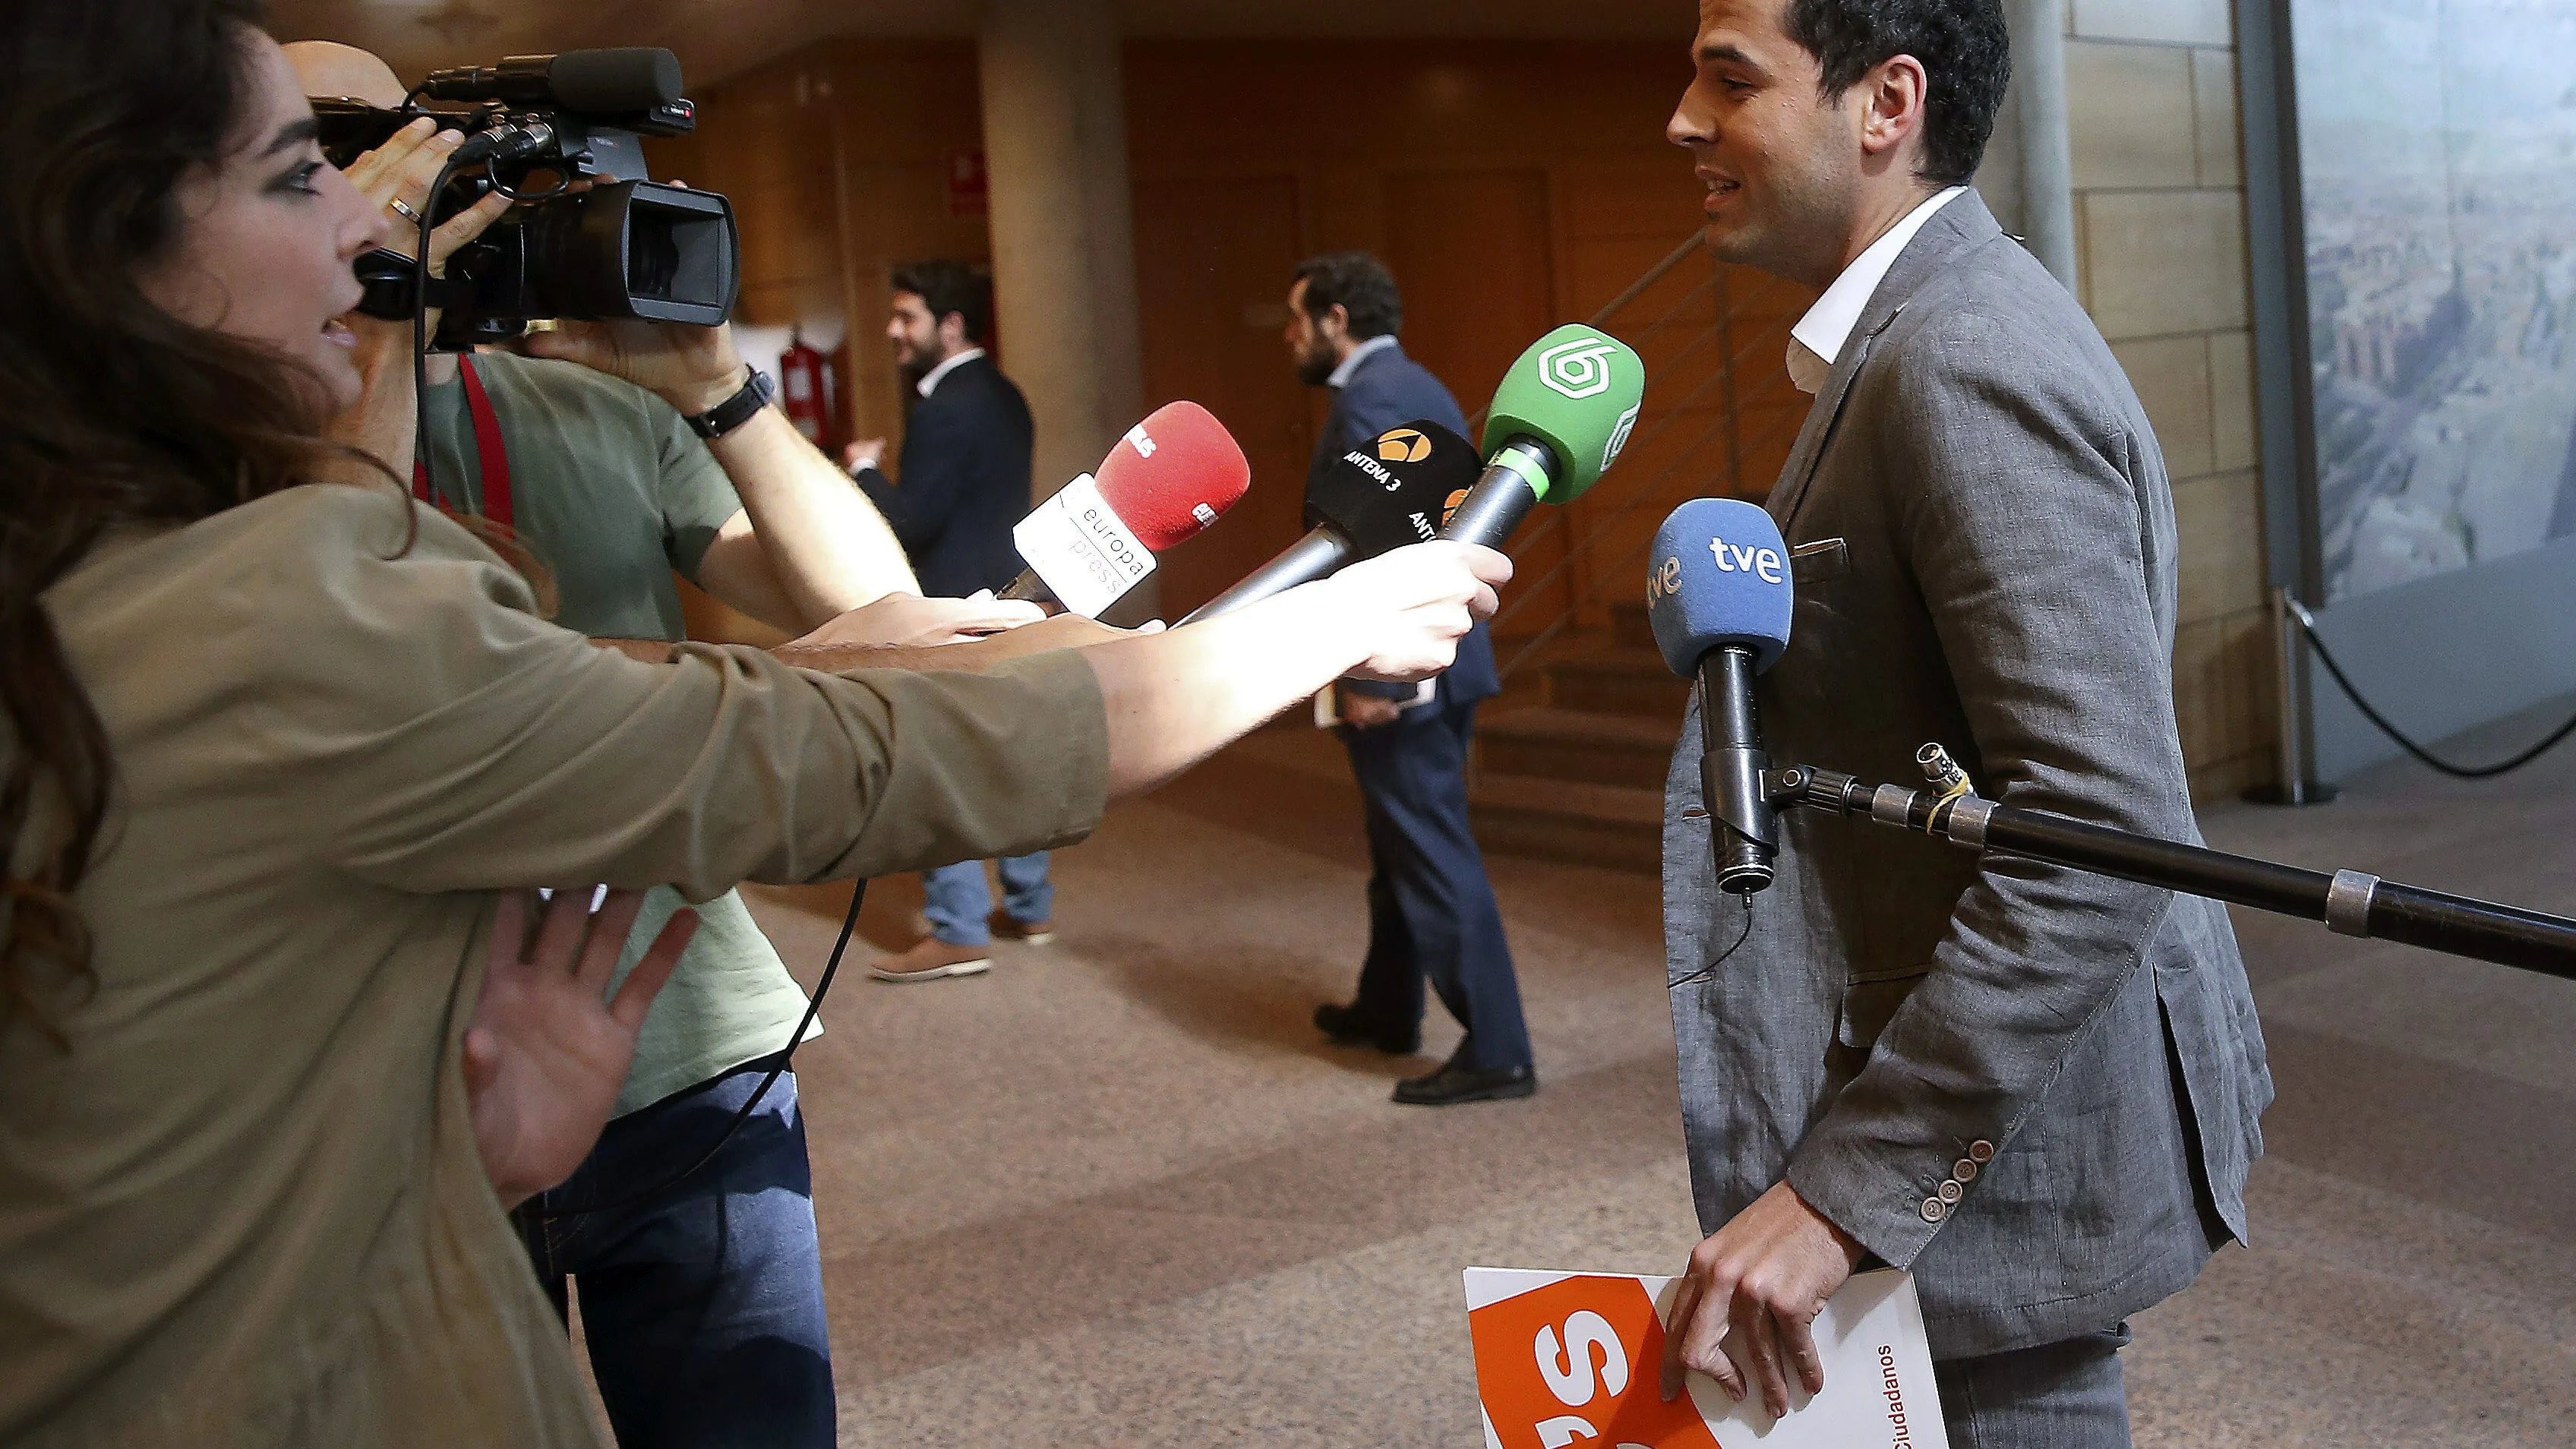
[1462, 1267, 1949, 1449]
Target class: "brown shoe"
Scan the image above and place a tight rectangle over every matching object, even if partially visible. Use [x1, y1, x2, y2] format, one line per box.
[868, 936, 994, 983]
[988, 912, 1056, 945]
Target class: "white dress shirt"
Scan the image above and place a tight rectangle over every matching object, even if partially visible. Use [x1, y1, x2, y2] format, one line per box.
[1785, 186, 1967, 395]
[1326, 333, 1400, 389]
[914, 345, 987, 398]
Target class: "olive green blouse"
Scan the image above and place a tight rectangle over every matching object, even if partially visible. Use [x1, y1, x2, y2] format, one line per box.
[0, 485, 1109, 1447]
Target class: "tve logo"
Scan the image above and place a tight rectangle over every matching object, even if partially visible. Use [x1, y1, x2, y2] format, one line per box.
[1466, 1274, 1725, 1449]
[1538, 338, 1621, 399]
[1708, 535, 1785, 586]
[1122, 421, 1157, 458]
[1647, 554, 1683, 606]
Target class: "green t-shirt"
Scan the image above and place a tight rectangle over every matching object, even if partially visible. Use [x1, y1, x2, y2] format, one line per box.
[423, 351, 817, 1116]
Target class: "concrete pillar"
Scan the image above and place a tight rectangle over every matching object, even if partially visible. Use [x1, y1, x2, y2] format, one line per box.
[2005, 0, 2079, 290]
[977, 0, 1146, 500]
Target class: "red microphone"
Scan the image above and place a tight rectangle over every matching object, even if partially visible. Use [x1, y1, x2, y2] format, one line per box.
[999, 401, 1251, 616]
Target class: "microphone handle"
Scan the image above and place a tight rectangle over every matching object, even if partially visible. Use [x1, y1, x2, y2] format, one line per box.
[997, 570, 1057, 605]
[1697, 643, 1778, 895]
[1438, 437, 1559, 549]
[1176, 527, 1353, 626]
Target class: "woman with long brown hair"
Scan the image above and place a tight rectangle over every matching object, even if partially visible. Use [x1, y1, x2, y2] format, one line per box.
[0, 4, 1508, 1443]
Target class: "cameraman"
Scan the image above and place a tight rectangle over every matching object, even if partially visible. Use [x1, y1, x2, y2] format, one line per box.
[290, 41, 997, 1448]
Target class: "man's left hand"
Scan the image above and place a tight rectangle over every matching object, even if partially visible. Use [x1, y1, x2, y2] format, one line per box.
[1658, 1180, 1865, 1417]
[526, 317, 747, 415]
[1337, 687, 1406, 730]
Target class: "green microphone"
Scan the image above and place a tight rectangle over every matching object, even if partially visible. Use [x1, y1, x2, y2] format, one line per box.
[1438, 323, 1646, 548]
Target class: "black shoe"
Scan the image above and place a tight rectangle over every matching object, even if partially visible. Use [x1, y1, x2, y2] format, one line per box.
[1393, 1047, 1537, 1106]
[1313, 1002, 1419, 1056]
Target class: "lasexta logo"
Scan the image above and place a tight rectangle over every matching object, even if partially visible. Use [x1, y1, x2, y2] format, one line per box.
[1602, 402, 1641, 470]
[1538, 338, 1619, 399]
[1376, 427, 1432, 463]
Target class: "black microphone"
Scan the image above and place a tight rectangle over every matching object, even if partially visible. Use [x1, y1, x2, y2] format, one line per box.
[1646, 499, 1796, 895]
[421, 49, 685, 115]
[1178, 421, 1481, 624]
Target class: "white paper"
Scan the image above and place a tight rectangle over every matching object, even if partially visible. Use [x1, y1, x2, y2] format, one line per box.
[1461, 1266, 1948, 1449]
[1009, 472, 1155, 617]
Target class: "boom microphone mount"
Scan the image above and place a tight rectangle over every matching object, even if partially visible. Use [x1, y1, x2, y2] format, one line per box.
[1766, 748, 2576, 982]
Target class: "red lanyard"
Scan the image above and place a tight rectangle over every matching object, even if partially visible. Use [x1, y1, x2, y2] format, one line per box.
[412, 355, 513, 530]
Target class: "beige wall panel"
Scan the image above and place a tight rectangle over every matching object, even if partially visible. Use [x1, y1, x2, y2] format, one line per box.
[2208, 329, 2256, 473]
[2191, 46, 2243, 187]
[2111, 333, 2216, 480]
[2073, 0, 2233, 47]
[2174, 470, 2266, 625]
[2067, 41, 2196, 191]
[2081, 188, 2249, 339]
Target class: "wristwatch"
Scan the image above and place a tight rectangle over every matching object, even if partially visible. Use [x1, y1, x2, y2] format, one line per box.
[683, 367, 777, 440]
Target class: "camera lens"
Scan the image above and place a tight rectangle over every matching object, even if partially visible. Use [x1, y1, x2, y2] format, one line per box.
[628, 213, 682, 301]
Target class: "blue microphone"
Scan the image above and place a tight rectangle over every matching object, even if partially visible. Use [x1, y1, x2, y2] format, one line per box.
[1648, 499, 1794, 895]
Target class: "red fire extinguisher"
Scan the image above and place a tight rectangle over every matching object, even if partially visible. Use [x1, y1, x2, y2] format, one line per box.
[778, 330, 835, 447]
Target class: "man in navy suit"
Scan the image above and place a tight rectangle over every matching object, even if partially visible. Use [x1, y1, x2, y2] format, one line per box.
[1285, 251, 1536, 1105]
[846, 261, 1056, 983]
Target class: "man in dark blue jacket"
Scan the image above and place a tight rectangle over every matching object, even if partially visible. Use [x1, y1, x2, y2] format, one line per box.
[1286, 251, 1536, 1105]
[847, 261, 1055, 983]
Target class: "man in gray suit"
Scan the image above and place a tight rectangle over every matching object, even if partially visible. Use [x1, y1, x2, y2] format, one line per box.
[1653, 3, 2271, 1444]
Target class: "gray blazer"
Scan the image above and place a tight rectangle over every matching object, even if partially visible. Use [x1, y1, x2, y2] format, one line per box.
[1661, 192, 2272, 1360]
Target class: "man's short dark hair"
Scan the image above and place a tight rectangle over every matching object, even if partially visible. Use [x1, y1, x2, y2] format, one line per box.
[890, 260, 990, 344]
[1787, 0, 2010, 186]
[1291, 251, 1403, 340]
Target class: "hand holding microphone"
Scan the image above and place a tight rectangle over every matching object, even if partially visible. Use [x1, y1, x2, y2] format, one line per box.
[1323, 540, 1511, 682]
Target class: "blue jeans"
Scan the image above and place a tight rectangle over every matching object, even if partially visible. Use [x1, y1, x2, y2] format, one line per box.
[1935, 1326, 2132, 1449]
[923, 853, 1052, 946]
[516, 1060, 834, 1449]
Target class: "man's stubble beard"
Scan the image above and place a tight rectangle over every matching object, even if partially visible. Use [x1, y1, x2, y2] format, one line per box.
[1699, 124, 1866, 289]
[1293, 333, 1337, 387]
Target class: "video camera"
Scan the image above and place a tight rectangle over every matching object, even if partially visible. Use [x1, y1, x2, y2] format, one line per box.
[313, 47, 740, 349]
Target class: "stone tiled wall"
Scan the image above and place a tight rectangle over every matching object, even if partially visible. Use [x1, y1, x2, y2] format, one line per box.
[2067, 0, 2275, 801]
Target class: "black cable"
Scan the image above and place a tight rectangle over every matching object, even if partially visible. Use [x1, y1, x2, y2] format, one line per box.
[1669, 892, 1754, 991]
[409, 157, 459, 510]
[2292, 610, 2576, 780]
[535, 878, 866, 1221]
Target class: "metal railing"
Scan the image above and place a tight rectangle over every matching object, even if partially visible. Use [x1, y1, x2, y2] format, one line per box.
[1465, 230, 1800, 680]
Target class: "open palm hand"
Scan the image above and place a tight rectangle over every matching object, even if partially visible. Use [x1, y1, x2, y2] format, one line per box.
[465, 889, 696, 1208]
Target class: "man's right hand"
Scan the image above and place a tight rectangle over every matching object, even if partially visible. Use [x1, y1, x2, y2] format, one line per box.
[843, 438, 888, 474]
[1337, 687, 1406, 730]
[788, 589, 1046, 650]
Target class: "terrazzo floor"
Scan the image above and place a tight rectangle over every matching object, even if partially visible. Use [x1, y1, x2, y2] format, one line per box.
[705, 706, 2576, 1447]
